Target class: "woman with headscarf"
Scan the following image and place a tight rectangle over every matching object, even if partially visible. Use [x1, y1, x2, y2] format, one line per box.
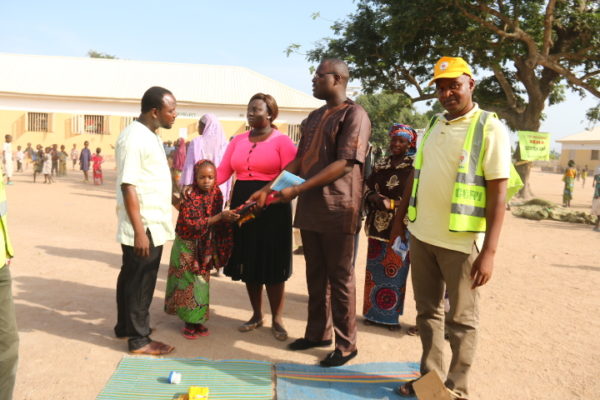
[562, 160, 577, 207]
[171, 138, 187, 188]
[180, 114, 232, 204]
[592, 166, 600, 232]
[362, 123, 417, 330]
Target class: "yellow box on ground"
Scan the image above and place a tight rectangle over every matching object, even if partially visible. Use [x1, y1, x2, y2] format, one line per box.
[188, 386, 210, 399]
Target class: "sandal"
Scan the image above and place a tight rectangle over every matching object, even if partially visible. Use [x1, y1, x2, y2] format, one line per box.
[238, 319, 263, 332]
[183, 324, 209, 339]
[182, 327, 200, 340]
[271, 322, 288, 341]
[395, 380, 416, 397]
[130, 341, 174, 355]
[196, 324, 209, 337]
[407, 326, 419, 336]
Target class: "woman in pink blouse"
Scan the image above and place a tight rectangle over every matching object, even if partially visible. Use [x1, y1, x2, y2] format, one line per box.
[217, 93, 297, 341]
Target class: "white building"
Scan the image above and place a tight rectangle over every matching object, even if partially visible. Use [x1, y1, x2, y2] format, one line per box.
[0, 53, 323, 153]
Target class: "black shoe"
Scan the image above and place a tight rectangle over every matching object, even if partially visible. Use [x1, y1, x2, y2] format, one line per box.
[287, 338, 332, 351]
[319, 349, 358, 367]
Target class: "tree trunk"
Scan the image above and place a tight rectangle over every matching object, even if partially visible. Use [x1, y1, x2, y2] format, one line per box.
[514, 145, 534, 199]
[509, 113, 543, 200]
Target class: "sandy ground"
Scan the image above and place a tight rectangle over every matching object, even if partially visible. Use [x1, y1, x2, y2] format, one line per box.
[6, 164, 599, 400]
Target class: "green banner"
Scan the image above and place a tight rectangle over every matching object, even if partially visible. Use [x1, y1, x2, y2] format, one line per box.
[518, 131, 550, 161]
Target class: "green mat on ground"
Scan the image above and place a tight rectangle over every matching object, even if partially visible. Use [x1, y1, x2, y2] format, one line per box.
[97, 356, 273, 399]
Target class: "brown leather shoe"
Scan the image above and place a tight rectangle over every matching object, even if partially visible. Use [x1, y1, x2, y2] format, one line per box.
[130, 341, 174, 356]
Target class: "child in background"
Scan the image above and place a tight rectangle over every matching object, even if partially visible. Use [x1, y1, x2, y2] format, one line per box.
[33, 146, 43, 183]
[15, 146, 24, 173]
[42, 147, 54, 184]
[58, 145, 68, 176]
[592, 167, 600, 232]
[91, 147, 103, 185]
[70, 144, 78, 170]
[3, 135, 13, 184]
[165, 160, 239, 339]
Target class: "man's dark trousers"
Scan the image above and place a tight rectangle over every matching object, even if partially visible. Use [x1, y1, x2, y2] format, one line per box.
[115, 237, 163, 351]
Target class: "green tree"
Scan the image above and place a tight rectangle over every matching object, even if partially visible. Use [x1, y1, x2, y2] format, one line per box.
[355, 92, 428, 152]
[299, 0, 600, 197]
[87, 50, 118, 59]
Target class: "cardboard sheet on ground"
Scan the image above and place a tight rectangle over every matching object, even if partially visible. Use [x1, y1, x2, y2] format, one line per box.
[413, 371, 453, 400]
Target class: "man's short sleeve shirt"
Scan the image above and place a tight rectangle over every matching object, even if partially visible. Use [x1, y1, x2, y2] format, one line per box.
[294, 99, 372, 234]
[116, 121, 175, 246]
[408, 105, 511, 253]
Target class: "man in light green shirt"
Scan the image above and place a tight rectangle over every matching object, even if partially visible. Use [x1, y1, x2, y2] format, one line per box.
[114, 86, 177, 355]
[397, 57, 510, 399]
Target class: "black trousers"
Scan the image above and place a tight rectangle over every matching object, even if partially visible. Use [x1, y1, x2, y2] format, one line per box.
[114, 237, 163, 351]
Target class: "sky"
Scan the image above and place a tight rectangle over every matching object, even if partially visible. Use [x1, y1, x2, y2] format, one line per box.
[0, 0, 596, 150]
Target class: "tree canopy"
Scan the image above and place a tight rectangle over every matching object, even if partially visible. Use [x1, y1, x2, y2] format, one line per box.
[87, 50, 118, 59]
[303, 0, 600, 131]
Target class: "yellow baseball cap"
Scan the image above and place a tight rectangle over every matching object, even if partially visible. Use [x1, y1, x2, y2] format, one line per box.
[428, 56, 473, 86]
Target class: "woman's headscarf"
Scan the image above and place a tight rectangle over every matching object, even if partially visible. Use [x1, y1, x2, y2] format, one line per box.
[389, 123, 417, 156]
[171, 138, 187, 171]
[191, 159, 218, 191]
[180, 114, 229, 186]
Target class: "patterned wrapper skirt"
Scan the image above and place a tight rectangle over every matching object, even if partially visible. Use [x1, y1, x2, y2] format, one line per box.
[563, 178, 574, 203]
[362, 238, 410, 325]
[164, 236, 210, 324]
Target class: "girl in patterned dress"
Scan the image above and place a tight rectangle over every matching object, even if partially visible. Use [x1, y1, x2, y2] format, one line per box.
[164, 160, 238, 339]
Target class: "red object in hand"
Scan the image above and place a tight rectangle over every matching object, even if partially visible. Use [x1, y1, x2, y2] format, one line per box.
[234, 201, 257, 217]
[265, 191, 279, 206]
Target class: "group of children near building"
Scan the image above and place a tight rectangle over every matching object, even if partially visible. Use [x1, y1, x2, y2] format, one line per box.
[1, 137, 105, 185]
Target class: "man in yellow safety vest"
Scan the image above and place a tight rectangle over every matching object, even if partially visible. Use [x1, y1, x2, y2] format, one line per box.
[395, 57, 513, 399]
[0, 177, 16, 400]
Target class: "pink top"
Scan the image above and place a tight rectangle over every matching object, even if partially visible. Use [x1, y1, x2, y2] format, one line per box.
[217, 130, 297, 184]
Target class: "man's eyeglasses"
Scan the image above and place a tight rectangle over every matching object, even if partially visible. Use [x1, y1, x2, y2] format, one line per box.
[313, 72, 339, 79]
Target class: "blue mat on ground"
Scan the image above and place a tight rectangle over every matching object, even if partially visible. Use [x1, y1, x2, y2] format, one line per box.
[97, 356, 273, 399]
[275, 362, 420, 400]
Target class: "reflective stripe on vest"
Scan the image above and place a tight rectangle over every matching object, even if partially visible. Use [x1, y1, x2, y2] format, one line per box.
[407, 116, 437, 221]
[449, 111, 490, 232]
[408, 110, 491, 232]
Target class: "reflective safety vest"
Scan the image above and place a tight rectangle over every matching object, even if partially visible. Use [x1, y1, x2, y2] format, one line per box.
[0, 180, 14, 268]
[408, 110, 523, 233]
